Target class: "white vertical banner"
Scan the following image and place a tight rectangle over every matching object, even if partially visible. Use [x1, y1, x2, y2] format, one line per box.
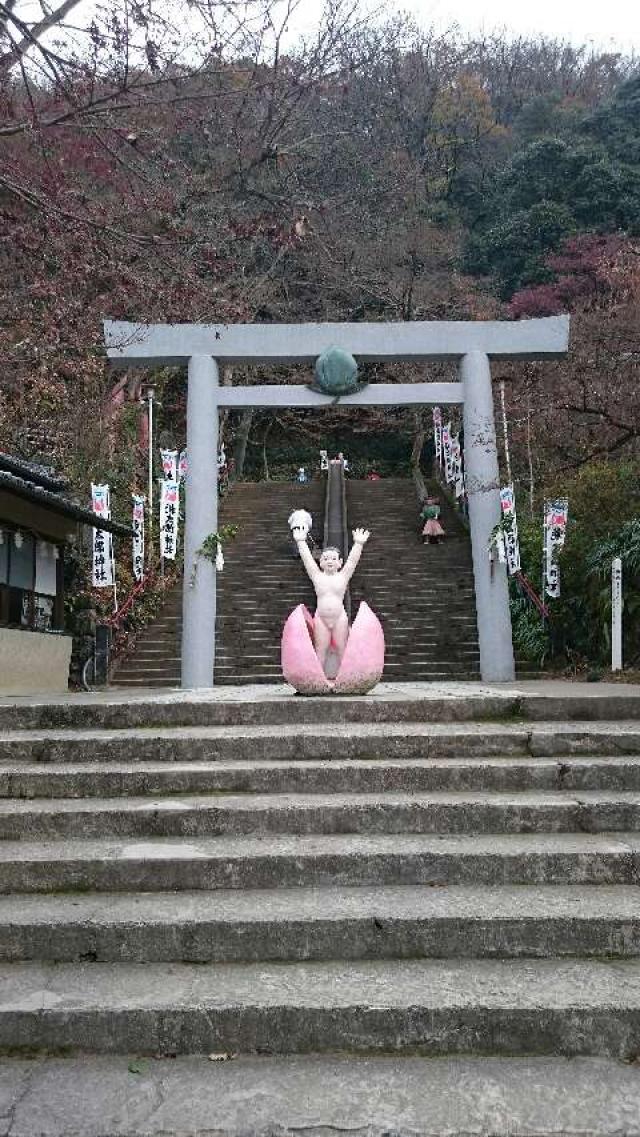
[160, 448, 178, 481]
[132, 494, 145, 581]
[451, 433, 465, 498]
[612, 557, 623, 671]
[442, 422, 453, 483]
[91, 483, 114, 588]
[319, 449, 329, 471]
[159, 480, 180, 560]
[178, 449, 188, 481]
[544, 498, 569, 599]
[499, 485, 521, 575]
[433, 407, 442, 464]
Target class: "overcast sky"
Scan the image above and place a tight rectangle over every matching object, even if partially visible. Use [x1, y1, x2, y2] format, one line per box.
[289, 0, 640, 53]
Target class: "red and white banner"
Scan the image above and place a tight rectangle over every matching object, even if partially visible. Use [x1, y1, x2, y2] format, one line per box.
[132, 494, 145, 581]
[544, 498, 569, 598]
[160, 480, 180, 560]
[178, 449, 188, 480]
[91, 483, 114, 588]
[160, 448, 178, 481]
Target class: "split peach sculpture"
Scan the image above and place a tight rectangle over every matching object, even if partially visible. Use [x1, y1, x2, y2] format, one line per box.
[281, 517, 385, 694]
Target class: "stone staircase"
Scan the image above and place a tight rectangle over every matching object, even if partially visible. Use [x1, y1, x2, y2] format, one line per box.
[348, 477, 480, 681]
[114, 476, 481, 687]
[113, 480, 324, 687]
[1, 684, 640, 1133]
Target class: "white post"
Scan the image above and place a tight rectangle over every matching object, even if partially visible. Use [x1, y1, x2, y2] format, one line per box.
[182, 356, 219, 688]
[612, 557, 623, 672]
[460, 351, 515, 682]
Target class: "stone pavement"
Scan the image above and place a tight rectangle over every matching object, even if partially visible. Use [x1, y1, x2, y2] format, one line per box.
[1, 681, 640, 1134]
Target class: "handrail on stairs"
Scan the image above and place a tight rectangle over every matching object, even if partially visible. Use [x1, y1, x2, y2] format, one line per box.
[323, 458, 351, 621]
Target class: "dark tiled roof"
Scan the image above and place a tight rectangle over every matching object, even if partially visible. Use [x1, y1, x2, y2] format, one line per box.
[0, 453, 69, 492]
[0, 464, 130, 537]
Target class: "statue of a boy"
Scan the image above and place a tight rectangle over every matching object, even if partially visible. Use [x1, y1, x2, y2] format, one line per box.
[290, 515, 370, 672]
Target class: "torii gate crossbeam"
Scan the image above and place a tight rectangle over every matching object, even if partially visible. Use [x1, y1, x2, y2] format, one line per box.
[104, 316, 570, 687]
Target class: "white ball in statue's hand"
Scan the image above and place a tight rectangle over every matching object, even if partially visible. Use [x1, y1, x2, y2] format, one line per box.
[288, 509, 312, 537]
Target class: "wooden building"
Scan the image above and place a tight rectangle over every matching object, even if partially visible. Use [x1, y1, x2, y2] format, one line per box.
[0, 454, 127, 694]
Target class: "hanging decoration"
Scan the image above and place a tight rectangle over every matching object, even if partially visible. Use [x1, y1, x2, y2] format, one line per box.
[432, 407, 442, 465]
[132, 494, 145, 581]
[451, 433, 464, 498]
[160, 448, 178, 481]
[319, 449, 329, 472]
[543, 498, 569, 598]
[178, 450, 188, 481]
[91, 483, 114, 588]
[159, 480, 180, 561]
[442, 422, 454, 483]
[499, 485, 521, 575]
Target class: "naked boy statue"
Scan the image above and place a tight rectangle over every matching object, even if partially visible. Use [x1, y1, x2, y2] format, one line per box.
[289, 513, 370, 674]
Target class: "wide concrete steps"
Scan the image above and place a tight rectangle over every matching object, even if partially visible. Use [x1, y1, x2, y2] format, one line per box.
[3, 684, 640, 1129]
[4, 956, 640, 1057]
[2, 884, 639, 962]
[348, 478, 481, 681]
[114, 477, 483, 687]
[114, 481, 323, 687]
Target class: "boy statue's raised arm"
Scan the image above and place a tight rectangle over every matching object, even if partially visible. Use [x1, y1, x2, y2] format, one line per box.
[342, 528, 370, 583]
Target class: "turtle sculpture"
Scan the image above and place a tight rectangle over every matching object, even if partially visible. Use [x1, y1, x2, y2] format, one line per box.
[309, 346, 366, 401]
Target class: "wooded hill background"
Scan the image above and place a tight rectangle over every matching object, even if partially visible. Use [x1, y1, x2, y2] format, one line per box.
[1, 0, 639, 667]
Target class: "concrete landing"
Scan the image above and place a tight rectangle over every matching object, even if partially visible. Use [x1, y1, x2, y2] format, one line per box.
[2, 680, 640, 730]
[0, 1055, 639, 1136]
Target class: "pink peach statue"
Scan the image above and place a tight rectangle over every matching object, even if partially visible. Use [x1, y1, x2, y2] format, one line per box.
[281, 513, 385, 695]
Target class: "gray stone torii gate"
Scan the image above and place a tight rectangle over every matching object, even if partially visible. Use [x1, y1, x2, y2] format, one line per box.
[104, 315, 570, 688]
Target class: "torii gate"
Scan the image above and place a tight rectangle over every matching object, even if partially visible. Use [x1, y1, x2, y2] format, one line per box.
[104, 315, 570, 688]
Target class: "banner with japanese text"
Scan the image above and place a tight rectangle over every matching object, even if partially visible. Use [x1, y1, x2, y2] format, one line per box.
[451, 433, 464, 498]
[91, 483, 114, 588]
[499, 484, 521, 575]
[160, 480, 180, 560]
[432, 407, 442, 464]
[178, 450, 188, 481]
[544, 498, 569, 598]
[442, 422, 453, 483]
[132, 494, 145, 581]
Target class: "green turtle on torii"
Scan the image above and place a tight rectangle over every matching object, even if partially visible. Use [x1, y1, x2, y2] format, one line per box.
[309, 346, 366, 400]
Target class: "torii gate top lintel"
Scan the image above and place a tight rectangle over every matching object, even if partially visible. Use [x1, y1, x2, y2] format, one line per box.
[104, 315, 569, 368]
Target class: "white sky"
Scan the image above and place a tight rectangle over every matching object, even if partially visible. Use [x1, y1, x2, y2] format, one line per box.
[290, 0, 640, 53]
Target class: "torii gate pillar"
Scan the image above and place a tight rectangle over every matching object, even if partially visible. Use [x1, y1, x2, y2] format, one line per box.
[182, 355, 219, 689]
[461, 352, 514, 681]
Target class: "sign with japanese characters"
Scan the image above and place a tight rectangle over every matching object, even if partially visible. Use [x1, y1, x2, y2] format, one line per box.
[159, 480, 180, 560]
[432, 407, 442, 463]
[91, 483, 114, 588]
[451, 433, 464, 498]
[178, 450, 188, 480]
[499, 484, 521, 575]
[544, 498, 569, 598]
[442, 422, 454, 483]
[160, 448, 178, 481]
[132, 494, 145, 581]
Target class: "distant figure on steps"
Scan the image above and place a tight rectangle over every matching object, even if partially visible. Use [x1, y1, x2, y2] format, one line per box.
[421, 497, 446, 545]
